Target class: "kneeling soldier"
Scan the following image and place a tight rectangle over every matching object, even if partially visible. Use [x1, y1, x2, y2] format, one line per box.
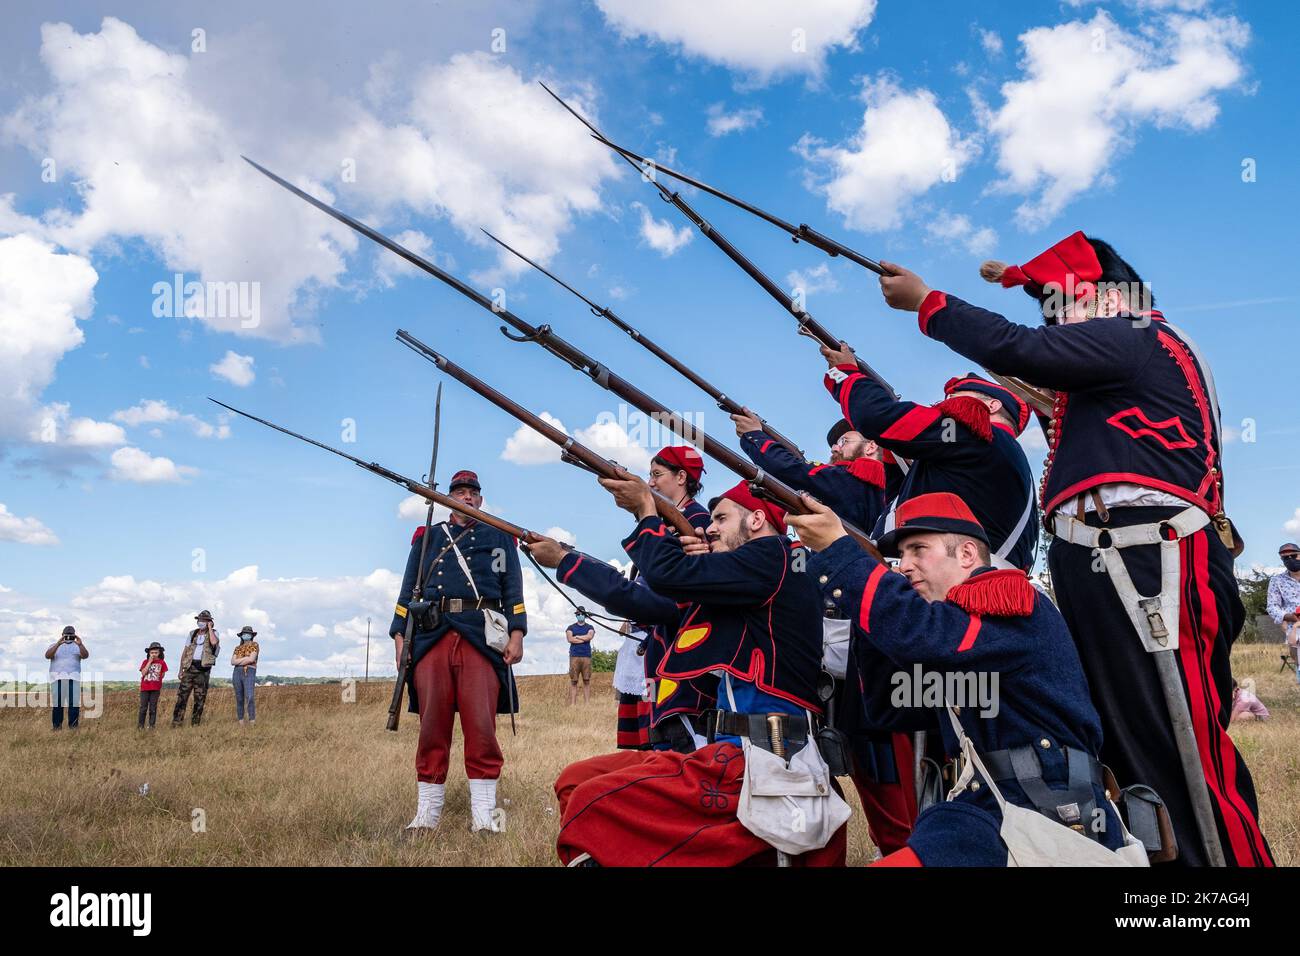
[789, 492, 1143, 867]
[553, 474, 846, 867]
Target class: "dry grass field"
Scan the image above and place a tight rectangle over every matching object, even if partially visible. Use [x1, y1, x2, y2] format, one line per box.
[3, 643, 1296, 867]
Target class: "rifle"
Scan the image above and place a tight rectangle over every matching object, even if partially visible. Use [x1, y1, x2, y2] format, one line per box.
[399, 331, 884, 559]
[537, 82, 899, 401]
[550, 101, 1055, 418]
[480, 227, 806, 458]
[388, 384, 441, 731]
[241, 156, 881, 556]
[208, 396, 568, 732]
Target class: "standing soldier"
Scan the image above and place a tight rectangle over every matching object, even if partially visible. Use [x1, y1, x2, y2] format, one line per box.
[392, 469, 527, 835]
[877, 232, 1272, 866]
[172, 610, 219, 727]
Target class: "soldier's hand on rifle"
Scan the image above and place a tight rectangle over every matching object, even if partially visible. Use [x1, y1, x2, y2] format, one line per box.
[878, 261, 932, 312]
[679, 534, 711, 556]
[504, 630, 524, 665]
[730, 409, 762, 437]
[599, 469, 656, 520]
[820, 340, 857, 369]
[785, 493, 848, 553]
[393, 633, 404, 668]
[523, 532, 568, 569]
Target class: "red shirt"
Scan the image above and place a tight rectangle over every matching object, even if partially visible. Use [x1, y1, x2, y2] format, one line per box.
[140, 658, 168, 691]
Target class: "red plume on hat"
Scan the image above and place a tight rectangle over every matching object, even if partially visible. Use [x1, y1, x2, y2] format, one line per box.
[980, 231, 1102, 293]
[717, 481, 786, 534]
[655, 445, 705, 483]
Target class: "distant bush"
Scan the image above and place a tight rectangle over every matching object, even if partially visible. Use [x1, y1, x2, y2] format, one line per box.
[590, 650, 617, 673]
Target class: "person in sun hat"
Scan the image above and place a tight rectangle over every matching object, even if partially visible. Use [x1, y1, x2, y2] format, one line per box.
[172, 610, 220, 727]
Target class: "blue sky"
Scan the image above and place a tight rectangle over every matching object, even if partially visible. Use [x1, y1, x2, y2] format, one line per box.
[1, 0, 1295, 680]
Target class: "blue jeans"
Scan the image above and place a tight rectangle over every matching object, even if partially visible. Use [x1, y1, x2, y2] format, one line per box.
[233, 666, 256, 720]
[51, 679, 80, 728]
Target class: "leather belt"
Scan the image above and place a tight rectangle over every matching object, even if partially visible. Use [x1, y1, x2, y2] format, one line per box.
[648, 716, 698, 754]
[706, 710, 812, 752]
[437, 597, 502, 613]
[982, 745, 1103, 790]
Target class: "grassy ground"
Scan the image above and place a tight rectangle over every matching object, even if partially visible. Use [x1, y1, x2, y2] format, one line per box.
[2, 644, 1296, 866]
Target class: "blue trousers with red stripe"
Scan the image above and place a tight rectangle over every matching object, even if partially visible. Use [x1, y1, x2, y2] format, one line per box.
[1049, 507, 1272, 867]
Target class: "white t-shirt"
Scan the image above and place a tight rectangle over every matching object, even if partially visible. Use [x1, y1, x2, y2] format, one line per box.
[49, 640, 83, 681]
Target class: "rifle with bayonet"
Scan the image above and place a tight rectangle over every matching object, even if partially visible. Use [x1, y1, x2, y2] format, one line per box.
[480, 227, 806, 458]
[538, 82, 900, 402]
[544, 88, 1054, 418]
[241, 156, 883, 557]
[398, 331, 883, 559]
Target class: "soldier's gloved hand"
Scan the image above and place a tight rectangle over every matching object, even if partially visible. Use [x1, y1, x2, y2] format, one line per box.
[523, 532, 568, 568]
[820, 340, 857, 369]
[785, 493, 848, 553]
[878, 260, 932, 312]
[731, 408, 762, 437]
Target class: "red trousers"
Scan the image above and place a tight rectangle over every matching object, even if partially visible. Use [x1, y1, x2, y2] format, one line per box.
[850, 732, 918, 857]
[555, 743, 847, 867]
[413, 631, 503, 783]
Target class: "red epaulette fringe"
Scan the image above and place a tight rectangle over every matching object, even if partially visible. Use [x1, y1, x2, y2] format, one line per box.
[933, 396, 992, 442]
[847, 456, 886, 488]
[946, 569, 1036, 617]
[411, 526, 427, 546]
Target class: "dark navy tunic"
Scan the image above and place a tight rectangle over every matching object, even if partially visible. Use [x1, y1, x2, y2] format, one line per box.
[739, 429, 887, 536]
[389, 519, 527, 714]
[824, 365, 1038, 569]
[810, 535, 1124, 865]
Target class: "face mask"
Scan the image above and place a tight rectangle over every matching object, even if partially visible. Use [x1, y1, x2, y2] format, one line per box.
[1283, 556, 1300, 573]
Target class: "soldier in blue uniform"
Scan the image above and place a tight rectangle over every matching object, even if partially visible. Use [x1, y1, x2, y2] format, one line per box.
[551, 475, 846, 866]
[876, 233, 1272, 867]
[789, 492, 1139, 867]
[821, 349, 1039, 573]
[647, 444, 711, 529]
[729, 407, 916, 856]
[391, 469, 527, 835]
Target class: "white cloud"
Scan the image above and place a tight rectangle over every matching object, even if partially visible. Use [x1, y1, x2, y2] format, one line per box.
[797, 75, 978, 232]
[501, 411, 568, 465]
[109, 446, 198, 483]
[396, 495, 494, 524]
[303, 624, 327, 638]
[542, 526, 577, 546]
[113, 399, 230, 439]
[1284, 509, 1300, 535]
[924, 212, 998, 256]
[0, 234, 97, 441]
[985, 10, 1249, 227]
[978, 28, 1004, 56]
[786, 262, 840, 297]
[210, 351, 256, 387]
[0, 503, 59, 546]
[3, 18, 356, 343]
[632, 201, 693, 256]
[1018, 426, 1048, 453]
[332, 53, 622, 282]
[706, 103, 764, 137]
[64, 417, 127, 447]
[372, 230, 452, 287]
[594, 0, 878, 83]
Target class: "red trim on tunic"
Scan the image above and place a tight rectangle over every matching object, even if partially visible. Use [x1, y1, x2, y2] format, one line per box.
[858, 564, 889, 634]
[955, 615, 983, 653]
[1042, 472, 1213, 523]
[918, 290, 948, 336]
[880, 406, 941, 443]
[560, 555, 584, 584]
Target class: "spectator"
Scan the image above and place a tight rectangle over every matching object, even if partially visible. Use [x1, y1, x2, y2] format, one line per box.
[231, 626, 259, 725]
[1265, 542, 1300, 627]
[172, 609, 220, 727]
[1230, 678, 1270, 722]
[566, 611, 595, 706]
[44, 625, 88, 731]
[138, 642, 168, 729]
[1286, 622, 1300, 686]
[612, 620, 652, 751]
